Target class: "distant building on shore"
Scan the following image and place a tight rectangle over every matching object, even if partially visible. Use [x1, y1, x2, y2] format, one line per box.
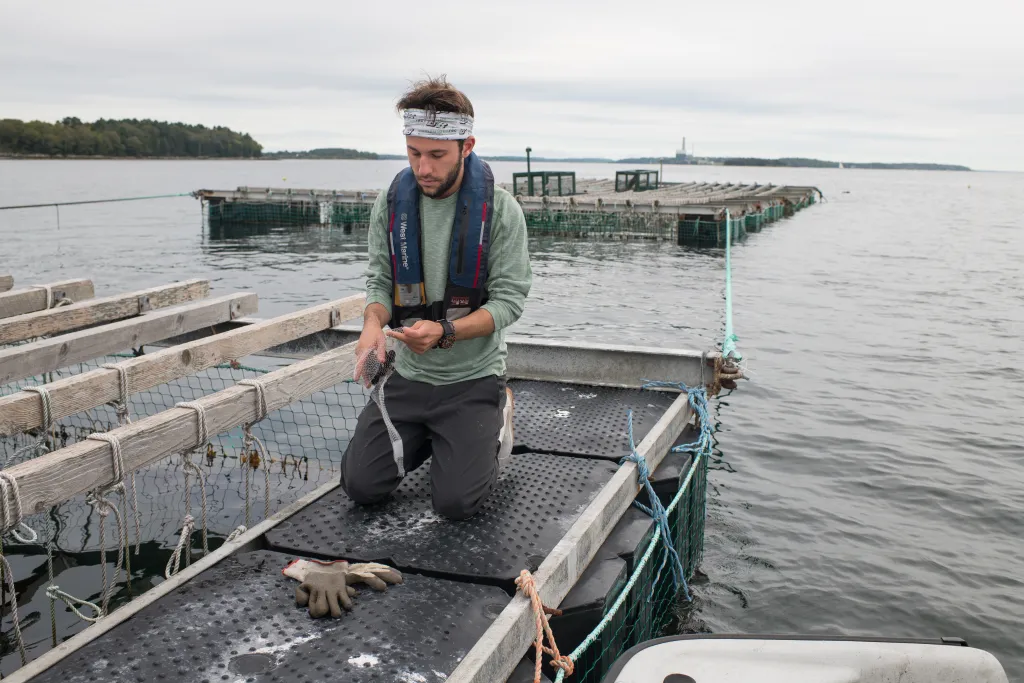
[675, 137, 689, 162]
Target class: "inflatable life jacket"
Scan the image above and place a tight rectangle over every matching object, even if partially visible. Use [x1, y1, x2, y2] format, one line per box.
[385, 151, 495, 327]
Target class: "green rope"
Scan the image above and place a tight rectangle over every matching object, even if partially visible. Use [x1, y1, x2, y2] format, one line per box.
[722, 209, 741, 361]
[554, 449, 707, 682]
[0, 193, 194, 211]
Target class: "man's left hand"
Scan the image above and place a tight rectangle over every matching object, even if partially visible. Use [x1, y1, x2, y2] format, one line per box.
[387, 320, 443, 354]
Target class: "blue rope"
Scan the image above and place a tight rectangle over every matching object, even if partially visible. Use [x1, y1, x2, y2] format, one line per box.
[642, 380, 714, 458]
[619, 409, 689, 600]
[641, 379, 714, 584]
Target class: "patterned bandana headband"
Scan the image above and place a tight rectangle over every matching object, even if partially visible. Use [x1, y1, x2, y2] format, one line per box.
[401, 108, 474, 140]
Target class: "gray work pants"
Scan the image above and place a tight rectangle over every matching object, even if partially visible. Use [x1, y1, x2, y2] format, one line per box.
[340, 372, 506, 520]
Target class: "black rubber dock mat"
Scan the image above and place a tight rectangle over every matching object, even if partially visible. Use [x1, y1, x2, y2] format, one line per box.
[510, 380, 678, 459]
[28, 549, 513, 683]
[266, 452, 619, 583]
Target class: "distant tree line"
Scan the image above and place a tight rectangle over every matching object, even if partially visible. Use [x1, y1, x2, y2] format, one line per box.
[262, 148, 380, 160]
[721, 157, 970, 171]
[0, 117, 263, 158]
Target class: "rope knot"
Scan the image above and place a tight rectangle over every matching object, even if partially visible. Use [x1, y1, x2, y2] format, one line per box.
[515, 569, 573, 682]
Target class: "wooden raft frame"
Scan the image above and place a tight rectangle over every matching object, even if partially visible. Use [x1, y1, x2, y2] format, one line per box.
[0, 274, 710, 683]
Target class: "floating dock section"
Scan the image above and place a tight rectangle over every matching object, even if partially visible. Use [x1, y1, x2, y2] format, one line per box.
[0, 272, 728, 682]
[195, 177, 820, 247]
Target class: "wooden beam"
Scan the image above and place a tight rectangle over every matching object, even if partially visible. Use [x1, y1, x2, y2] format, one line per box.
[0, 293, 258, 386]
[0, 275, 12, 293]
[446, 393, 694, 683]
[0, 294, 364, 436]
[0, 279, 95, 319]
[0, 279, 211, 345]
[5, 340, 357, 515]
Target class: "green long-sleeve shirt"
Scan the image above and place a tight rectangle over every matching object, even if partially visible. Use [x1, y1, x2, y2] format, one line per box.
[363, 182, 532, 385]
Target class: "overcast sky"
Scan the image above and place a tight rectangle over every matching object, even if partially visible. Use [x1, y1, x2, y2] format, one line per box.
[2, 0, 1022, 171]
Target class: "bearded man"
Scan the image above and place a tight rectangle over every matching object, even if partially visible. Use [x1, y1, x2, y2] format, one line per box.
[342, 75, 533, 521]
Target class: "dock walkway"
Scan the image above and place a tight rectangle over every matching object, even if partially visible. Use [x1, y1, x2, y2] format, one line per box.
[0, 275, 719, 683]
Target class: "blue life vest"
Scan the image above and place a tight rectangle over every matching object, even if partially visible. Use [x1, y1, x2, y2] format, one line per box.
[385, 151, 495, 327]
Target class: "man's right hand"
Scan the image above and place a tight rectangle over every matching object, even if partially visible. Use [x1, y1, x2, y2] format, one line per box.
[354, 322, 387, 388]
[354, 304, 390, 388]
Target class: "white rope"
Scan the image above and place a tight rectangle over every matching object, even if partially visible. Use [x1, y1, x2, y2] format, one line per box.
[238, 379, 272, 520]
[83, 430, 129, 615]
[100, 363, 142, 555]
[370, 363, 403, 477]
[13, 386, 55, 462]
[226, 525, 247, 542]
[174, 401, 210, 560]
[32, 284, 73, 310]
[237, 379, 269, 422]
[165, 514, 195, 579]
[0, 551, 27, 664]
[175, 400, 210, 444]
[46, 584, 103, 623]
[0, 471, 38, 544]
[85, 432, 125, 485]
[84, 487, 125, 616]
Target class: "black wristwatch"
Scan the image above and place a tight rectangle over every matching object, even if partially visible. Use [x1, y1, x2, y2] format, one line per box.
[436, 319, 456, 349]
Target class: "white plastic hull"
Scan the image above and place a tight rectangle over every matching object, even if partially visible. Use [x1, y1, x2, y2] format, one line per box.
[602, 635, 1010, 683]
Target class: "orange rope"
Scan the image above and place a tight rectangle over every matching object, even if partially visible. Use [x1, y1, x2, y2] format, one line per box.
[515, 569, 574, 682]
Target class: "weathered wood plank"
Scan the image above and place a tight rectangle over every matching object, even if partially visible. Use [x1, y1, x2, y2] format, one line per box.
[0, 294, 364, 436]
[0, 279, 95, 319]
[0, 293, 258, 385]
[0, 275, 12, 293]
[6, 340, 357, 515]
[0, 279, 211, 345]
[446, 392, 694, 683]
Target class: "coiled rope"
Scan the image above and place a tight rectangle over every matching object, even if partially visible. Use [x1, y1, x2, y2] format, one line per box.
[11, 386, 56, 463]
[0, 471, 31, 664]
[0, 471, 37, 545]
[166, 401, 210, 578]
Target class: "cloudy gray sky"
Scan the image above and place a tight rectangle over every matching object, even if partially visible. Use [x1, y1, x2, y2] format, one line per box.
[2, 0, 1022, 170]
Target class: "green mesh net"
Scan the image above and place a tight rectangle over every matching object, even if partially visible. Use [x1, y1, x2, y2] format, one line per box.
[201, 191, 812, 248]
[538, 448, 708, 683]
[0, 352, 370, 674]
[204, 199, 373, 231]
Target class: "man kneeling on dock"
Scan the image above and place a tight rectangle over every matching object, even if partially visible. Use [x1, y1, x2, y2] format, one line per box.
[342, 76, 532, 521]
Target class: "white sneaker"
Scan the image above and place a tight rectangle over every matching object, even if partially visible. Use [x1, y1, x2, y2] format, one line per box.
[497, 386, 515, 469]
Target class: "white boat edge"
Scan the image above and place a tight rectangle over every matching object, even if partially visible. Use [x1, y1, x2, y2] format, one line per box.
[600, 634, 1011, 683]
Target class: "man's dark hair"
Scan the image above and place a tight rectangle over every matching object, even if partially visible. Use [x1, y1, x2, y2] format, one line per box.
[396, 74, 474, 117]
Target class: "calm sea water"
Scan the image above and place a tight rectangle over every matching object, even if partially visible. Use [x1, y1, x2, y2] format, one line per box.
[0, 159, 1022, 679]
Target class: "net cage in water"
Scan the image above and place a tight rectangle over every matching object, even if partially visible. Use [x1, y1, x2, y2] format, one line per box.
[197, 187, 377, 231]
